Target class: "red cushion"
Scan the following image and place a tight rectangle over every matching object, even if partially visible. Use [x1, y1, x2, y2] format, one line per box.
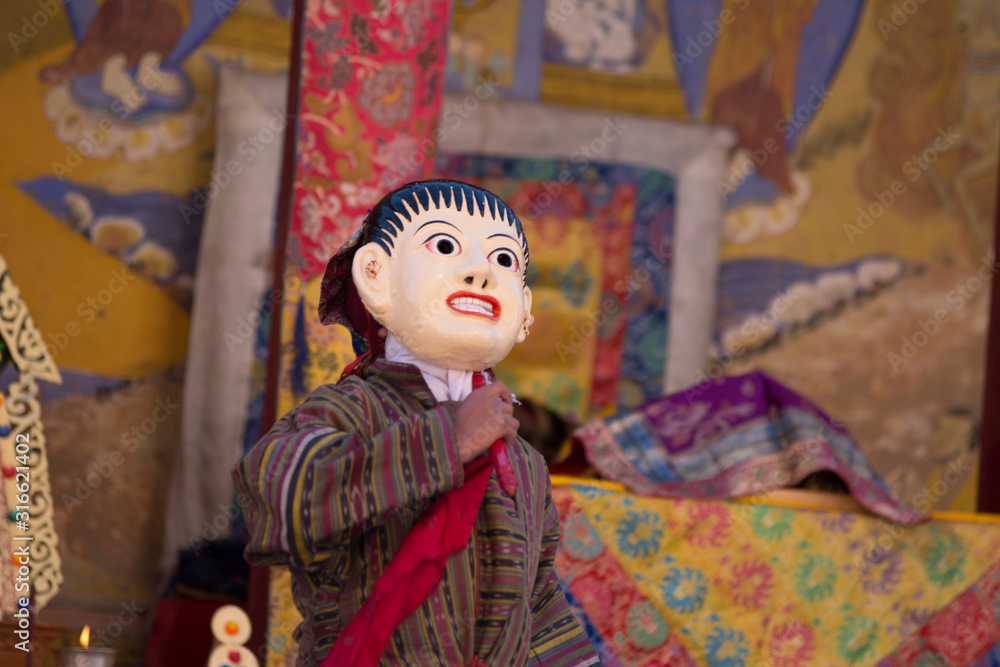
[144, 597, 233, 666]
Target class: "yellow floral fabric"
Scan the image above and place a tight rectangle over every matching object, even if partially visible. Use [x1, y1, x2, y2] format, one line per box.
[551, 478, 1000, 666]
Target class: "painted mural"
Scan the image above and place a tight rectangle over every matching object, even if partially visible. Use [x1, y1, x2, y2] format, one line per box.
[1, 0, 290, 662]
[447, 0, 999, 513]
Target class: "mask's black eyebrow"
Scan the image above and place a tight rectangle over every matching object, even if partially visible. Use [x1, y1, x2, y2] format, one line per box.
[488, 232, 521, 245]
[416, 220, 460, 233]
[489, 233, 528, 260]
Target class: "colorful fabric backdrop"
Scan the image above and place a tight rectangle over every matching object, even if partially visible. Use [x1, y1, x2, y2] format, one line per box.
[435, 153, 675, 419]
[553, 478, 1000, 667]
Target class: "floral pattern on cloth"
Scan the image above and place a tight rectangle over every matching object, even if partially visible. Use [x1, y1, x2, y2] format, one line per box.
[287, 0, 450, 281]
[435, 153, 675, 419]
[272, 0, 450, 412]
[574, 370, 927, 525]
[876, 557, 1000, 667]
[551, 479, 1000, 667]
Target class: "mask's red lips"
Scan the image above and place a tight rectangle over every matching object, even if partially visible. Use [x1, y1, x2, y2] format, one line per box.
[447, 291, 501, 320]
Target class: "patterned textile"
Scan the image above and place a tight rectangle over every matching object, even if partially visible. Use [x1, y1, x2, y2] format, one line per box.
[234, 359, 597, 666]
[552, 477, 1000, 667]
[275, 0, 452, 421]
[575, 370, 925, 525]
[286, 0, 450, 281]
[436, 153, 675, 419]
[877, 558, 1000, 666]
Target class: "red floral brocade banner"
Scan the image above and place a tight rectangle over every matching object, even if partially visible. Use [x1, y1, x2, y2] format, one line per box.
[288, 0, 451, 280]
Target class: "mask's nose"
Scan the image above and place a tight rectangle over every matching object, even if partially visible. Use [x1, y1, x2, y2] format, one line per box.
[457, 249, 495, 290]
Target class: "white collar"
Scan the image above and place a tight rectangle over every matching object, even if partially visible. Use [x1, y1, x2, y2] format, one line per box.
[384, 333, 478, 402]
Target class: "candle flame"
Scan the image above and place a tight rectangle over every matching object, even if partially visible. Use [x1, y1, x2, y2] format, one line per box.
[80, 625, 90, 648]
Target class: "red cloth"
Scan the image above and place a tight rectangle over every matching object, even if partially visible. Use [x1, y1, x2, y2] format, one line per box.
[337, 282, 386, 381]
[471, 371, 487, 390]
[473, 372, 518, 498]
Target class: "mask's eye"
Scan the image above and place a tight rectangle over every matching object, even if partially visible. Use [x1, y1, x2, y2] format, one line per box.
[489, 248, 520, 273]
[425, 234, 461, 256]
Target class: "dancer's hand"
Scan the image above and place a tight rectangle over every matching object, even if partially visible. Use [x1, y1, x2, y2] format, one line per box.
[453, 382, 519, 464]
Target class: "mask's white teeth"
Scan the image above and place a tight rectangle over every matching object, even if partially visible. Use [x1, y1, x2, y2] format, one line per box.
[450, 296, 495, 316]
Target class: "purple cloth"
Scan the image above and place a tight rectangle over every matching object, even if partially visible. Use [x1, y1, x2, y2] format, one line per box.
[574, 371, 927, 525]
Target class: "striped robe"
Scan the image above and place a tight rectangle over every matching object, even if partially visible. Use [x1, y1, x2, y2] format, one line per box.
[233, 358, 600, 666]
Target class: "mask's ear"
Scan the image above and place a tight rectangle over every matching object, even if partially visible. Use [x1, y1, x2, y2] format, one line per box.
[351, 243, 392, 322]
[516, 284, 534, 344]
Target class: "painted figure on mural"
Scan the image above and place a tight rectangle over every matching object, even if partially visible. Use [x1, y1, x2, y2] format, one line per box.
[859, 0, 1000, 252]
[32, 0, 234, 163]
[542, 0, 664, 73]
[668, 0, 865, 245]
[38, 0, 190, 85]
[704, 0, 820, 241]
[233, 180, 599, 666]
[17, 0, 243, 313]
[706, 0, 819, 196]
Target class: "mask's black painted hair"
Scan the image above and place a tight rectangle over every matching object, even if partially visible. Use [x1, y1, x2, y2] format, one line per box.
[369, 179, 529, 268]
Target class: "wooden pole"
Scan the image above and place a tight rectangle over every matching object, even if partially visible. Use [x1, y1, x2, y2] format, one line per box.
[248, 0, 306, 657]
[977, 166, 1000, 513]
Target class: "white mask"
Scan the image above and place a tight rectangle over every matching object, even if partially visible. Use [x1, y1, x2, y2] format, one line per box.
[351, 186, 533, 371]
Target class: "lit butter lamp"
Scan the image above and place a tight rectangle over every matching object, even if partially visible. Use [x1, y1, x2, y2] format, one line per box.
[56, 626, 116, 667]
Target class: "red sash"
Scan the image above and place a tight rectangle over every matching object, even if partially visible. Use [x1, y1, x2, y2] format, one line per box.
[321, 453, 495, 667]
